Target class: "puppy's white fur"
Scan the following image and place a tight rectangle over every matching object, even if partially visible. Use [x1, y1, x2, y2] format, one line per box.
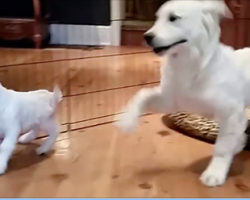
[0, 84, 62, 174]
[116, 0, 250, 187]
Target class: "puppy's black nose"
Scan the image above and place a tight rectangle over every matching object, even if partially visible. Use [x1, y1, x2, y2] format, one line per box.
[144, 33, 154, 45]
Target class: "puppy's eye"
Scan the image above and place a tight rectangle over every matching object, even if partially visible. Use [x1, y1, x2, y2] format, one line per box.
[169, 14, 180, 22]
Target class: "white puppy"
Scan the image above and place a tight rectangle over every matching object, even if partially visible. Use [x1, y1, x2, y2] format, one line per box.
[0, 84, 62, 174]
[116, 0, 250, 187]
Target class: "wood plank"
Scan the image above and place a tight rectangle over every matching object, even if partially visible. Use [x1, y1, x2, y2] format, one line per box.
[69, 83, 158, 126]
[0, 115, 249, 197]
[68, 52, 160, 95]
[0, 46, 151, 67]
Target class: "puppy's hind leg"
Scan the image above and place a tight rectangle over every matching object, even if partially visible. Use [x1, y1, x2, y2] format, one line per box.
[200, 113, 247, 187]
[36, 117, 59, 155]
[19, 129, 39, 144]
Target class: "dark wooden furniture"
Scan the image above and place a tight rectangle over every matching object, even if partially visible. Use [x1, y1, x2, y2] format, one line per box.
[122, 0, 250, 49]
[0, 0, 49, 48]
[221, 0, 250, 49]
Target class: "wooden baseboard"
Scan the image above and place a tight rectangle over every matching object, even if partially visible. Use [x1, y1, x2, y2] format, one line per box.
[121, 20, 153, 46]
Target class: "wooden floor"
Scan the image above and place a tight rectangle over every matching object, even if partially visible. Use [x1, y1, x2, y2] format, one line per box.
[0, 46, 250, 197]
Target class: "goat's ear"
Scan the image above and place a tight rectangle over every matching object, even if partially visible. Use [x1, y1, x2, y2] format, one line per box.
[203, 0, 233, 19]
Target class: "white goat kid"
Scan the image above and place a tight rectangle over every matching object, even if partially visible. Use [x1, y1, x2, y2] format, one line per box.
[0, 84, 62, 174]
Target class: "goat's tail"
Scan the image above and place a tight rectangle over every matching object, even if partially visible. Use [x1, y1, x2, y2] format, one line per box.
[52, 85, 63, 107]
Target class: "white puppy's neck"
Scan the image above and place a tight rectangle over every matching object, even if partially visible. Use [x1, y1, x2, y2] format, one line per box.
[166, 39, 219, 72]
[161, 39, 221, 88]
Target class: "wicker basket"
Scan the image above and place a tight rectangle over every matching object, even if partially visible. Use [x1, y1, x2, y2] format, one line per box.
[162, 111, 250, 149]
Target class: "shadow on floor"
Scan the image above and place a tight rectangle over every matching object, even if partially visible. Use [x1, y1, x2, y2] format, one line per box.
[7, 143, 54, 174]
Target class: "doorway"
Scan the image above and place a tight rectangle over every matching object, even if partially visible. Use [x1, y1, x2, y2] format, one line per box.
[121, 0, 166, 46]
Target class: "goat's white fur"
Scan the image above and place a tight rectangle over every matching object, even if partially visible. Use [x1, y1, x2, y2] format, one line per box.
[116, 0, 250, 187]
[0, 84, 62, 174]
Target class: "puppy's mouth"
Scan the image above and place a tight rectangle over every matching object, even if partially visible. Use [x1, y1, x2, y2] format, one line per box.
[153, 39, 187, 54]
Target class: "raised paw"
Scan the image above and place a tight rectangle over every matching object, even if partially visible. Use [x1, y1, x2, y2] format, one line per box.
[115, 111, 139, 133]
[200, 168, 226, 187]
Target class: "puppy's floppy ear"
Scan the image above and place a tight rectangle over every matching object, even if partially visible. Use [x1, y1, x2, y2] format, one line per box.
[202, 0, 233, 19]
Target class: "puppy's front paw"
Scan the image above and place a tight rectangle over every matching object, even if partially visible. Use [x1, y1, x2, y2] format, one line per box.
[115, 111, 139, 133]
[200, 168, 226, 187]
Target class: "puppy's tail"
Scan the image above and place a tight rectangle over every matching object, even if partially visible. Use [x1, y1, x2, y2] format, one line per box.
[52, 85, 63, 108]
